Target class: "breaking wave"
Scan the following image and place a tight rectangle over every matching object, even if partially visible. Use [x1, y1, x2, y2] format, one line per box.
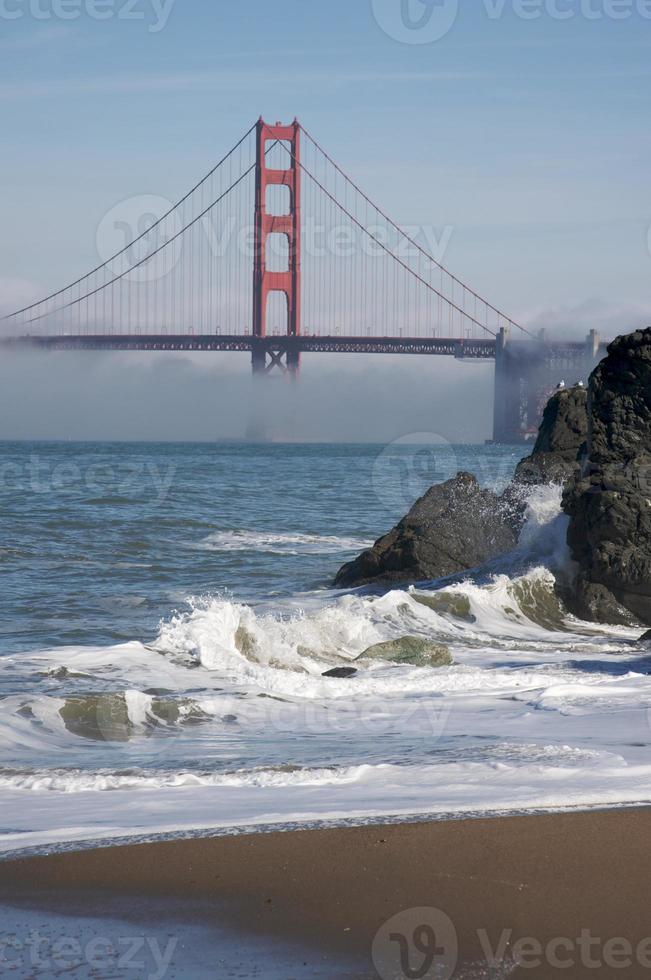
[0, 764, 371, 793]
[2, 478, 648, 854]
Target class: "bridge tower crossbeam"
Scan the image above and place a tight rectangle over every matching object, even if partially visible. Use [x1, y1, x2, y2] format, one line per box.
[252, 118, 301, 376]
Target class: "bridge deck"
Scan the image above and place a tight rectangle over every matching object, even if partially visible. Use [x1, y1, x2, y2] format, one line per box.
[0, 333, 589, 359]
[1, 334, 499, 358]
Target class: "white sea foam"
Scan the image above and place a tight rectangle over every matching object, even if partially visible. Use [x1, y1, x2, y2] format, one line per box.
[515, 483, 572, 566]
[2, 485, 650, 853]
[192, 530, 374, 554]
[0, 764, 371, 793]
[3, 755, 651, 854]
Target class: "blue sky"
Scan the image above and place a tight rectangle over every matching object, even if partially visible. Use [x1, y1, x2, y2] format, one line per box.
[2, 1, 650, 325]
[0, 1, 649, 439]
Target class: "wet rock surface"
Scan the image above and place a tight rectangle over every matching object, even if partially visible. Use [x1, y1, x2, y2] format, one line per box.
[512, 387, 588, 487]
[563, 329, 651, 626]
[334, 472, 518, 589]
[334, 332, 651, 627]
[322, 667, 358, 679]
[334, 390, 587, 590]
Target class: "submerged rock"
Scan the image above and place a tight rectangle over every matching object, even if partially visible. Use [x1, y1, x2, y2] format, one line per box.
[59, 693, 132, 742]
[358, 636, 453, 667]
[58, 692, 212, 740]
[235, 625, 257, 658]
[334, 472, 517, 589]
[322, 667, 358, 679]
[40, 665, 92, 680]
[411, 591, 476, 623]
[563, 328, 651, 625]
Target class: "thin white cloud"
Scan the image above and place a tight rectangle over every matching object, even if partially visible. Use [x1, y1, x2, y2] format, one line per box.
[3, 60, 651, 102]
[524, 299, 651, 342]
[0, 67, 490, 102]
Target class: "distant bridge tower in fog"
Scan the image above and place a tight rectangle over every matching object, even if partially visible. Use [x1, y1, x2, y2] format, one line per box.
[1, 117, 612, 442]
[492, 326, 604, 443]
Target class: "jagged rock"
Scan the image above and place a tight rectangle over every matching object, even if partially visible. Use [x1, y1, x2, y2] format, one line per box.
[563, 329, 651, 625]
[499, 385, 589, 533]
[512, 387, 588, 487]
[358, 636, 452, 667]
[322, 667, 358, 679]
[334, 386, 588, 593]
[334, 472, 518, 589]
[559, 576, 639, 627]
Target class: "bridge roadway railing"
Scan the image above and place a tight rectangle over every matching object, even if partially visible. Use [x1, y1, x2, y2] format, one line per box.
[1, 333, 499, 358]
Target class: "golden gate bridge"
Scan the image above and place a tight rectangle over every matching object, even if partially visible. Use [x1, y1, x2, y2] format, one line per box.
[1, 118, 608, 442]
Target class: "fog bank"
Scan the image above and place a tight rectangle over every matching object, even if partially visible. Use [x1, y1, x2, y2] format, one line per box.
[0, 351, 494, 444]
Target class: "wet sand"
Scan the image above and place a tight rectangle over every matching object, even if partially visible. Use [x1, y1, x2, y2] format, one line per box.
[2, 809, 651, 977]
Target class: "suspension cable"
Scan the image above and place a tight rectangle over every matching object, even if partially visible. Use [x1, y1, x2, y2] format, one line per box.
[294, 151, 497, 338]
[18, 162, 257, 327]
[299, 123, 534, 340]
[2, 122, 256, 321]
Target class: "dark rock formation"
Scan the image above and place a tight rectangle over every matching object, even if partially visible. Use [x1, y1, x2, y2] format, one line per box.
[563, 329, 651, 626]
[333, 383, 588, 592]
[334, 472, 518, 588]
[322, 667, 358, 679]
[512, 386, 588, 487]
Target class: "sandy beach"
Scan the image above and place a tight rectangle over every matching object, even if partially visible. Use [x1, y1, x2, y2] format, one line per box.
[2, 808, 651, 978]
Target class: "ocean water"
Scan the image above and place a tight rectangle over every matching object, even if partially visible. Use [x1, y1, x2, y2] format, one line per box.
[1, 439, 650, 855]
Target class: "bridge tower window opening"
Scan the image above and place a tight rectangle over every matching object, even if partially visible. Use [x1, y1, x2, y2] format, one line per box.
[266, 291, 289, 338]
[265, 233, 290, 274]
[266, 184, 291, 217]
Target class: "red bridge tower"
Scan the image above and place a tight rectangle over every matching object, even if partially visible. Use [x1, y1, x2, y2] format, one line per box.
[252, 118, 301, 375]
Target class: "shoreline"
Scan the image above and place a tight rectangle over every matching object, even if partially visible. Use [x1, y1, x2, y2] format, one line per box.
[3, 798, 651, 862]
[3, 808, 651, 977]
